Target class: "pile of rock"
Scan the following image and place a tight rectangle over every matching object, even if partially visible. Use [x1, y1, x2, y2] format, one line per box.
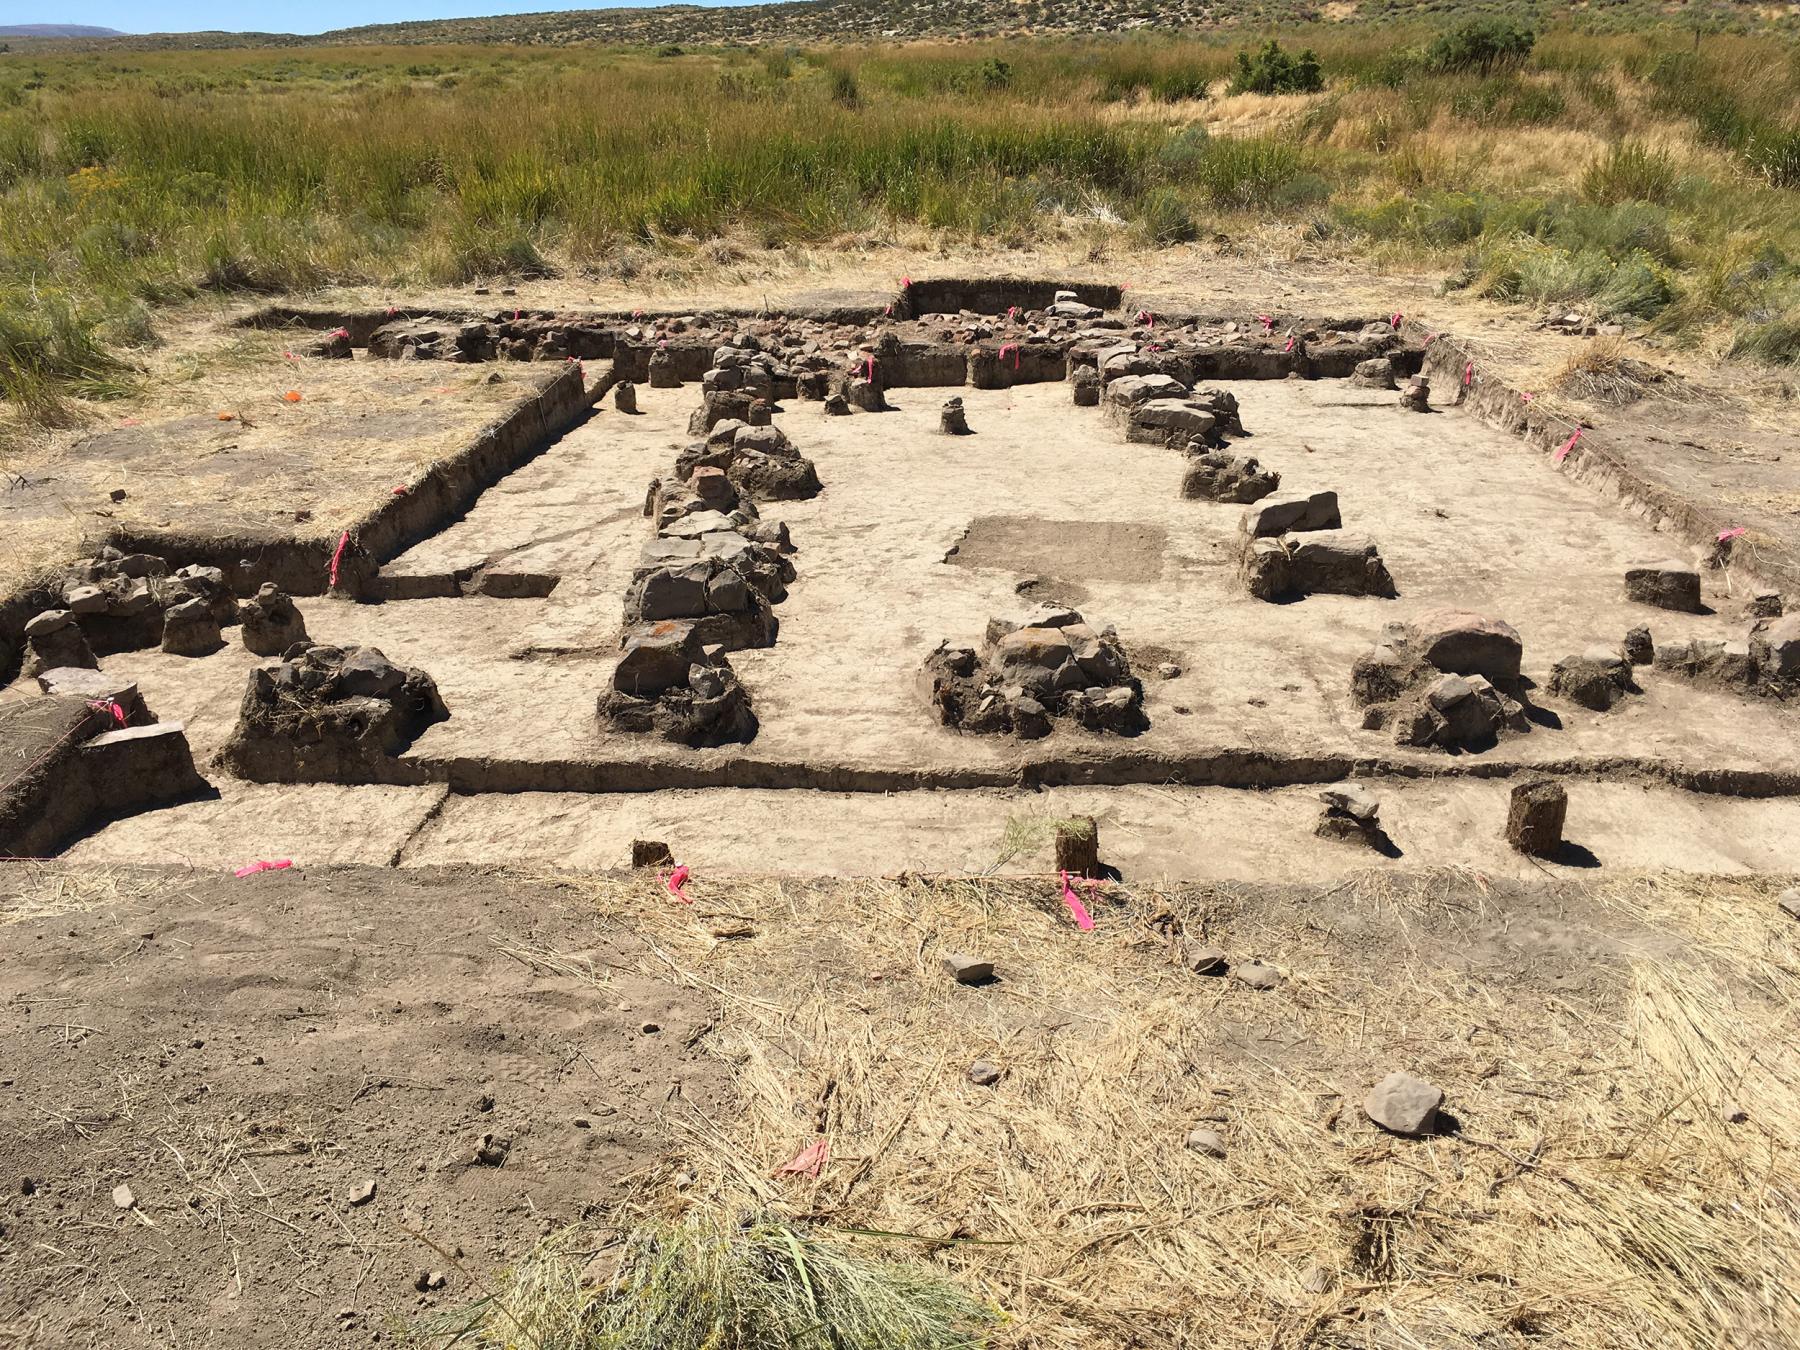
[30, 548, 238, 669]
[1181, 447, 1279, 503]
[597, 621, 756, 746]
[1351, 357, 1396, 390]
[221, 643, 448, 781]
[1352, 610, 1530, 751]
[923, 606, 1148, 739]
[238, 584, 309, 657]
[671, 419, 821, 501]
[704, 333, 793, 402]
[622, 526, 792, 653]
[1399, 376, 1431, 412]
[1650, 610, 1800, 698]
[1102, 375, 1242, 449]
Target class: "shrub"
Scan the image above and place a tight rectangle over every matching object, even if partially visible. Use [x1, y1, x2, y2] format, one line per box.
[1727, 312, 1800, 365]
[1746, 129, 1800, 189]
[829, 67, 861, 108]
[978, 57, 1012, 91]
[1227, 41, 1324, 96]
[1426, 19, 1536, 76]
[1137, 187, 1198, 244]
[1582, 142, 1678, 205]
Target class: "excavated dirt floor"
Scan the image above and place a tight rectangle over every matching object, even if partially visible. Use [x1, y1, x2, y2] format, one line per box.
[27, 372, 1800, 875]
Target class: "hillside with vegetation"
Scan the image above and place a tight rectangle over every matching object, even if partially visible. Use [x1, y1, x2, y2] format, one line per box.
[1, 22, 1798, 437]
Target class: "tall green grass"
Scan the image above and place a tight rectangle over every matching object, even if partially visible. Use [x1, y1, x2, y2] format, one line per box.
[3, 26, 1800, 433]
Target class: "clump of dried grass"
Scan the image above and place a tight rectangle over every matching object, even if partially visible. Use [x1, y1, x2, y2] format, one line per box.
[1549, 335, 1672, 407]
[0, 862, 178, 928]
[433, 1210, 994, 1350]
[480, 867, 1800, 1349]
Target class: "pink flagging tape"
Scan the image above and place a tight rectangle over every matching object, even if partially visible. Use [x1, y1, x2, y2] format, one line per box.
[1283, 336, 1296, 354]
[1257, 314, 1274, 332]
[901, 275, 913, 289]
[392, 485, 408, 496]
[1059, 871, 1096, 931]
[1718, 525, 1748, 543]
[1463, 360, 1475, 387]
[1553, 429, 1581, 463]
[328, 531, 350, 589]
[776, 1137, 828, 1178]
[884, 303, 893, 316]
[1391, 311, 1403, 328]
[385, 305, 397, 317]
[1521, 391, 1534, 403]
[864, 355, 875, 382]
[664, 864, 692, 904]
[283, 349, 296, 361]
[1137, 309, 1154, 327]
[86, 699, 127, 727]
[631, 308, 645, 319]
[333, 327, 350, 339]
[1006, 305, 1019, 323]
[513, 309, 521, 320]
[234, 860, 292, 878]
[998, 343, 1020, 369]
[1423, 332, 1438, 345]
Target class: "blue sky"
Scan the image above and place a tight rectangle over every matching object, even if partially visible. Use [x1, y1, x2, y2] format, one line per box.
[32, 0, 751, 37]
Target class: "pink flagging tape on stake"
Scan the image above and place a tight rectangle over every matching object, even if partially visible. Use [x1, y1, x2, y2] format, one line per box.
[86, 699, 127, 728]
[385, 305, 397, 317]
[901, 275, 913, 289]
[884, 303, 893, 317]
[1059, 871, 1096, 931]
[1718, 525, 1748, 543]
[776, 1137, 827, 1178]
[234, 860, 292, 878]
[333, 327, 350, 339]
[1257, 314, 1274, 332]
[328, 531, 350, 589]
[1423, 332, 1438, 345]
[864, 355, 875, 382]
[998, 343, 1020, 369]
[1553, 429, 1581, 463]
[1283, 336, 1296, 354]
[1463, 360, 1475, 387]
[1006, 305, 1019, 323]
[1137, 309, 1153, 327]
[1391, 311, 1403, 328]
[664, 865, 692, 904]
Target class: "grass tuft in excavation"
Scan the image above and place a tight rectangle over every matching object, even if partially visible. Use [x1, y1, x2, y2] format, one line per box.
[441, 1211, 995, 1350]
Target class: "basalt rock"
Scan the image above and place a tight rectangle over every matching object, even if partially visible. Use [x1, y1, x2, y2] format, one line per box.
[1316, 785, 1387, 848]
[599, 623, 756, 747]
[1506, 780, 1567, 857]
[613, 381, 639, 414]
[239, 584, 309, 656]
[22, 610, 97, 677]
[221, 643, 448, 782]
[1351, 357, 1396, 390]
[1241, 491, 1340, 538]
[939, 397, 971, 435]
[1624, 560, 1703, 613]
[1399, 376, 1431, 412]
[647, 349, 681, 388]
[160, 598, 223, 657]
[822, 393, 851, 416]
[1241, 532, 1396, 602]
[1070, 366, 1101, 407]
[923, 608, 1147, 739]
[1549, 646, 1637, 711]
[1181, 448, 1279, 503]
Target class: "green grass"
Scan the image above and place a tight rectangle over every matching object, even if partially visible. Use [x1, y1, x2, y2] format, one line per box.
[2, 27, 1800, 432]
[429, 1212, 995, 1350]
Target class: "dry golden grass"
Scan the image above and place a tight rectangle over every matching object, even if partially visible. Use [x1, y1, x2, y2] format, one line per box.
[0, 342, 542, 597]
[463, 866, 1800, 1348]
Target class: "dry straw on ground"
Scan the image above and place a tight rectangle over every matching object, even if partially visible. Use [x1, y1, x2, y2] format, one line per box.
[463, 865, 1798, 1348]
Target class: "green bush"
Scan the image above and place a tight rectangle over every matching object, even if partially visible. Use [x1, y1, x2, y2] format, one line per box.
[829, 67, 861, 108]
[1227, 41, 1324, 96]
[978, 57, 1012, 91]
[1581, 142, 1679, 205]
[1746, 129, 1800, 189]
[1426, 19, 1536, 76]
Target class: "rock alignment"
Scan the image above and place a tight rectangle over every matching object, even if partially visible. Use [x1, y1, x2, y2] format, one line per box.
[1352, 612, 1530, 751]
[222, 643, 448, 782]
[1648, 612, 1800, 699]
[1103, 375, 1242, 449]
[1548, 646, 1636, 711]
[1624, 560, 1703, 613]
[923, 606, 1147, 739]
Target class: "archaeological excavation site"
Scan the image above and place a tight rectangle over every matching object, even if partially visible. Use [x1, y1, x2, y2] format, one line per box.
[4, 275, 1798, 1347]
